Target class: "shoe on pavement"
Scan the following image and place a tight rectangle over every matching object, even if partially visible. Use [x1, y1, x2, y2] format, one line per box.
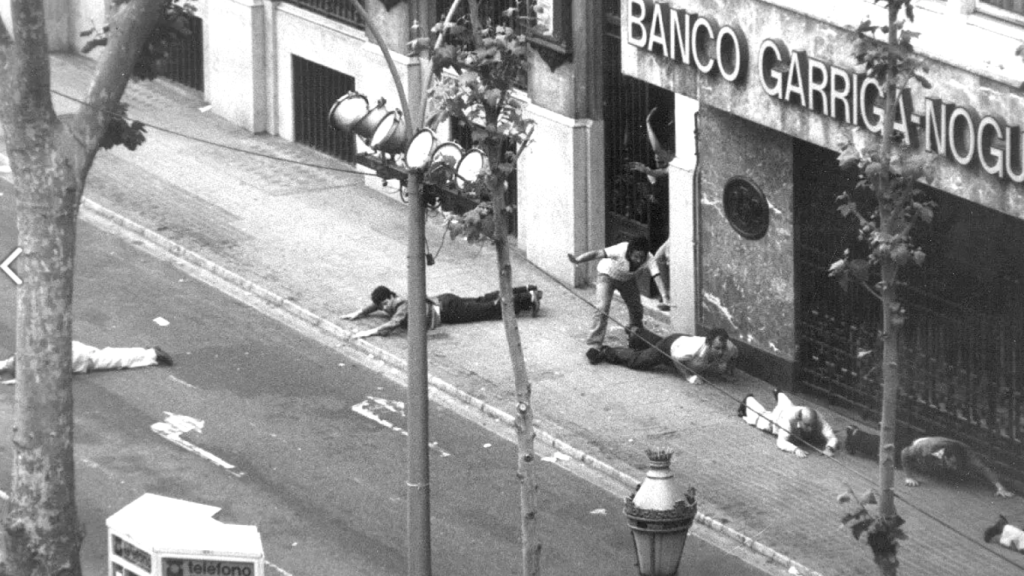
[984, 515, 1008, 543]
[154, 347, 174, 366]
[585, 347, 603, 365]
[737, 394, 753, 418]
[530, 289, 543, 317]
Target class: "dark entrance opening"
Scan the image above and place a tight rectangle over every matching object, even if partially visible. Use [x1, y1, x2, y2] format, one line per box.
[292, 56, 357, 163]
[159, 12, 204, 92]
[794, 138, 1024, 485]
[603, 2, 673, 297]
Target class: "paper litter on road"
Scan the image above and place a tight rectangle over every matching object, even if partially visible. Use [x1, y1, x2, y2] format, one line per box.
[687, 375, 699, 384]
[590, 508, 607, 515]
[153, 316, 170, 327]
[540, 452, 571, 463]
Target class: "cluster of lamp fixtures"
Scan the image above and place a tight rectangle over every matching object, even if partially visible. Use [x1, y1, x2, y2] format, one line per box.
[328, 91, 487, 189]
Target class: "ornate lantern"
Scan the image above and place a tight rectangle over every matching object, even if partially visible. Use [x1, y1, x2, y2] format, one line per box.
[623, 448, 697, 576]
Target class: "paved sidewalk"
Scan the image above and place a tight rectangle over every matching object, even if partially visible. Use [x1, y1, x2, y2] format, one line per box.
[11, 54, 1024, 575]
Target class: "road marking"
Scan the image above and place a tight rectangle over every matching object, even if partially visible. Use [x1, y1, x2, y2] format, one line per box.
[167, 374, 196, 389]
[151, 412, 245, 477]
[1, 247, 22, 285]
[351, 396, 451, 457]
[264, 560, 296, 576]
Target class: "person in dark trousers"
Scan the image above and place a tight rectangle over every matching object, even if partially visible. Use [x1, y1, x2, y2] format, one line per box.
[594, 327, 737, 378]
[0, 341, 172, 377]
[343, 284, 543, 338]
[984, 515, 1024, 553]
[900, 436, 1015, 498]
[568, 236, 667, 363]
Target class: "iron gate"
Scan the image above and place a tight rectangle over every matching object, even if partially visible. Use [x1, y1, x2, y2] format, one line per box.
[794, 139, 1024, 484]
[601, 2, 672, 296]
[292, 56, 357, 163]
[160, 12, 203, 92]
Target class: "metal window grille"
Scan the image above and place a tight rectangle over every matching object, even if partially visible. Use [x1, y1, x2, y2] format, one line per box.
[281, 0, 364, 28]
[160, 13, 204, 92]
[980, 0, 1024, 16]
[292, 56, 357, 162]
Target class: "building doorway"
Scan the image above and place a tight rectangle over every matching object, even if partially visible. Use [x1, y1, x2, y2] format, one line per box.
[794, 138, 1024, 484]
[603, 1, 673, 296]
[292, 56, 357, 163]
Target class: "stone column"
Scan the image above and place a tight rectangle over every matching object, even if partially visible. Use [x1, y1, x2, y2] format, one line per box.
[207, 0, 267, 133]
[669, 95, 700, 334]
[518, 105, 604, 287]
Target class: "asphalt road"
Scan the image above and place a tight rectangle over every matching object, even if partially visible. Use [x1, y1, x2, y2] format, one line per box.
[0, 179, 773, 575]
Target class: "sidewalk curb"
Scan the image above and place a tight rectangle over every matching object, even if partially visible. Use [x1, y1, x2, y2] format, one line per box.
[82, 197, 822, 576]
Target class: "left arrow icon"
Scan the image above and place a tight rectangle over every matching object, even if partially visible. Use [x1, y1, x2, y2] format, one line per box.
[2, 248, 22, 285]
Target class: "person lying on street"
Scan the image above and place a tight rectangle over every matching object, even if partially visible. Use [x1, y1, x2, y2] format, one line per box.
[568, 236, 668, 363]
[0, 340, 173, 377]
[900, 436, 1014, 498]
[738, 390, 838, 458]
[343, 284, 543, 338]
[984, 515, 1024, 553]
[591, 327, 737, 378]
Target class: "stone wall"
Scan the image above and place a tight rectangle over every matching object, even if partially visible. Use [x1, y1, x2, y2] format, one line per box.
[698, 107, 796, 367]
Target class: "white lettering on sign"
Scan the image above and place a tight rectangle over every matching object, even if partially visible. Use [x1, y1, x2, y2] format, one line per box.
[163, 558, 255, 576]
[627, 0, 747, 83]
[626, 0, 1024, 184]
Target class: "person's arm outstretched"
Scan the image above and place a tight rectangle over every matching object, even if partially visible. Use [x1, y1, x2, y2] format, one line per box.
[968, 452, 1015, 498]
[341, 303, 379, 321]
[567, 249, 606, 265]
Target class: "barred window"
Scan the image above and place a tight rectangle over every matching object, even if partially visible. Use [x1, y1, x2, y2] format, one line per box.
[979, 0, 1024, 16]
[281, 0, 364, 28]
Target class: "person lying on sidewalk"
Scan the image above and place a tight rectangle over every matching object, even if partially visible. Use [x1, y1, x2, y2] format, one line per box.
[900, 436, 1014, 498]
[738, 390, 838, 458]
[590, 327, 738, 379]
[568, 236, 668, 363]
[343, 284, 543, 338]
[0, 341, 173, 377]
[984, 515, 1024, 553]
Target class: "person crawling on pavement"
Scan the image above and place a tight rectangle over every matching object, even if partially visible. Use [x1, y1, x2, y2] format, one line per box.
[592, 326, 738, 379]
[738, 389, 838, 458]
[342, 284, 543, 338]
[900, 436, 1014, 498]
[843, 424, 912, 461]
[0, 340, 172, 377]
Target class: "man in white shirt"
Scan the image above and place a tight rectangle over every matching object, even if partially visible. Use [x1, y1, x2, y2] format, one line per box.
[0, 341, 172, 376]
[568, 236, 668, 363]
[739, 390, 838, 458]
[984, 515, 1024, 552]
[595, 328, 738, 377]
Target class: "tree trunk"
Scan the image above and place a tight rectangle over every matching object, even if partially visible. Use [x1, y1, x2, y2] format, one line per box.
[488, 169, 541, 576]
[4, 166, 83, 576]
[875, 0, 902, 525]
[0, 1, 167, 573]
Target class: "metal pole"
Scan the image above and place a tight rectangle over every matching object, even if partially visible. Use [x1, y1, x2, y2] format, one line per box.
[342, 1, 430, 574]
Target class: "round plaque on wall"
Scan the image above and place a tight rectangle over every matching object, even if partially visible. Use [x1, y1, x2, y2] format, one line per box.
[723, 177, 770, 240]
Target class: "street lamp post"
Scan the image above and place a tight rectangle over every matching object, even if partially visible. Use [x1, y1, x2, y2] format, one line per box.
[338, 2, 429, 575]
[624, 448, 698, 576]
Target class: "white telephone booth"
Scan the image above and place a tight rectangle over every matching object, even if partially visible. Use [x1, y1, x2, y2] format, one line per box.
[107, 493, 264, 576]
